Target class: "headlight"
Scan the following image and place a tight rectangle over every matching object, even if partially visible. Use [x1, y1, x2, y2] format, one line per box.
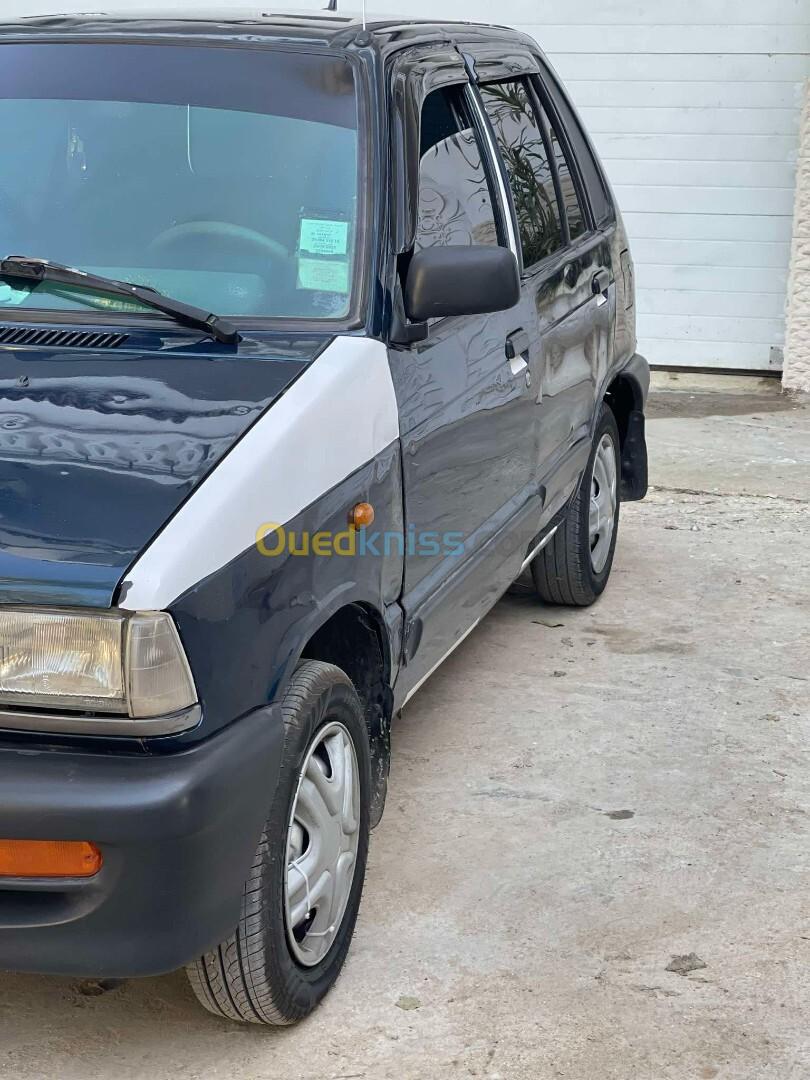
[0, 608, 197, 723]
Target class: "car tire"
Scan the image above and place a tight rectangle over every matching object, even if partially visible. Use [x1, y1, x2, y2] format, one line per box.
[530, 403, 621, 607]
[186, 660, 371, 1025]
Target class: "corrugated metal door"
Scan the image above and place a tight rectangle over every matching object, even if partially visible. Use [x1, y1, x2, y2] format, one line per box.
[378, 0, 810, 371]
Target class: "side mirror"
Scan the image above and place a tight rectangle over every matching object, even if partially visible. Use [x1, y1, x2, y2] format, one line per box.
[403, 245, 520, 323]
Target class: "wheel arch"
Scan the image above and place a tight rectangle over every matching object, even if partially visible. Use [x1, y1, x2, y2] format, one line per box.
[298, 601, 394, 826]
[604, 371, 641, 442]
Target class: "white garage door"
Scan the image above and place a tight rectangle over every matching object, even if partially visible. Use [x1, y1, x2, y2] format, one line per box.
[378, 0, 809, 371]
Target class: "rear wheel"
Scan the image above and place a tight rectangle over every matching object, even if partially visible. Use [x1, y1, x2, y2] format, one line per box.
[530, 403, 621, 606]
[186, 660, 370, 1025]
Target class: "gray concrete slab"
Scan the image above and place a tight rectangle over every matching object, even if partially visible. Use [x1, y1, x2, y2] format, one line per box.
[1, 382, 809, 1080]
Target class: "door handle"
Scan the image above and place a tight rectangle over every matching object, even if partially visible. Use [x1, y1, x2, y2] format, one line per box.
[505, 328, 530, 361]
[592, 269, 610, 304]
[505, 328, 530, 377]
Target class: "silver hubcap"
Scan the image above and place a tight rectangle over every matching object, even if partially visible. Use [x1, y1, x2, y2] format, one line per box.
[589, 433, 617, 574]
[284, 721, 360, 967]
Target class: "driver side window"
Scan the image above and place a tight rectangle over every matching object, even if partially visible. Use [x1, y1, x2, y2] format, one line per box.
[414, 87, 499, 252]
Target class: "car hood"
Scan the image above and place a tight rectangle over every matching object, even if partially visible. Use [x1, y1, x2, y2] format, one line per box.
[0, 336, 321, 607]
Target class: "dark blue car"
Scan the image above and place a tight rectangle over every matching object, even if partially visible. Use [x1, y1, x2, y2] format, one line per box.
[0, 8, 648, 1023]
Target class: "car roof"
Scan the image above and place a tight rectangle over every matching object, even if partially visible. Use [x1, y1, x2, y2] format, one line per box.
[1, 6, 522, 47]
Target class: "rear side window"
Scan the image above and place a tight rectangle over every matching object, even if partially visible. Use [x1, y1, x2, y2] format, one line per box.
[415, 87, 499, 251]
[537, 71, 614, 228]
[543, 115, 586, 241]
[479, 79, 562, 268]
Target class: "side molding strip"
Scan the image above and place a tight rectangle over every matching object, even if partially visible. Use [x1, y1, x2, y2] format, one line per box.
[120, 337, 400, 611]
[401, 615, 483, 708]
[519, 525, 558, 573]
[401, 524, 561, 708]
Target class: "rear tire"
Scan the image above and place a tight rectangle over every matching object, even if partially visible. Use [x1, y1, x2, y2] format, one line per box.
[531, 403, 620, 607]
[186, 660, 370, 1025]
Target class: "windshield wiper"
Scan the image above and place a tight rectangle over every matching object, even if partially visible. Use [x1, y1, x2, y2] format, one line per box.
[0, 256, 241, 345]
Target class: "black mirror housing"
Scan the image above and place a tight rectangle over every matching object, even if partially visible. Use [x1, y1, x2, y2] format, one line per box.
[403, 245, 520, 323]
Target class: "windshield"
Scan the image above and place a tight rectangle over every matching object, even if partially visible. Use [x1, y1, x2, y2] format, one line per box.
[0, 43, 361, 321]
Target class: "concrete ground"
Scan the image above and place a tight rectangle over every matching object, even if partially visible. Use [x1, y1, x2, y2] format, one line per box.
[1, 376, 809, 1080]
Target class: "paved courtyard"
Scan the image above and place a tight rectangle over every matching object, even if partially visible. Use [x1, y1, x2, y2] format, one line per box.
[1, 375, 809, 1080]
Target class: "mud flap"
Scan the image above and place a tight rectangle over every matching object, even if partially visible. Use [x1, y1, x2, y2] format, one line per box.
[620, 410, 648, 502]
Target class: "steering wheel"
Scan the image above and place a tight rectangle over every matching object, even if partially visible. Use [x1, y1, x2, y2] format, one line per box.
[149, 220, 289, 261]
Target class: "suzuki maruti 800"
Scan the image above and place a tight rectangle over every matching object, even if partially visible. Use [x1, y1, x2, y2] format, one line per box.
[0, 7, 648, 1024]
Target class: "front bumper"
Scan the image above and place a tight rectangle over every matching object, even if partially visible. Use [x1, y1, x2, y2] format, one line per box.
[0, 705, 283, 977]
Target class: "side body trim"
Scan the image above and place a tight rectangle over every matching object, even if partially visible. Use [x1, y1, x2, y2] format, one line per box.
[401, 615, 482, 708]
[120, 336, 400, 610]
[401, 523, 560, 709]
[519, 524, 558, 573]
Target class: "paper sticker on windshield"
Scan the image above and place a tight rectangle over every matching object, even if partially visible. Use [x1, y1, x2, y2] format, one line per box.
[297, 257, 350, 294]
[299, 218, 349, 257]
[0, 283, 31, 306]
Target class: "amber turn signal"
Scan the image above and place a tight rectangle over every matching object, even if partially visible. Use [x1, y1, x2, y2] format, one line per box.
[349, 502, 375, 529]
[0, 839, 102, 878]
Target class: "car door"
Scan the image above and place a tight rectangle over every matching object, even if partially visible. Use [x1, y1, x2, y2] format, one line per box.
[475, 68, 613, 528]
[386, 68, 543, 701]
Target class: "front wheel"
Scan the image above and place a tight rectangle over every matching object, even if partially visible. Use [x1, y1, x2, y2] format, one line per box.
[531, 403, 621, 607]
[186, 660, 371, 1025]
